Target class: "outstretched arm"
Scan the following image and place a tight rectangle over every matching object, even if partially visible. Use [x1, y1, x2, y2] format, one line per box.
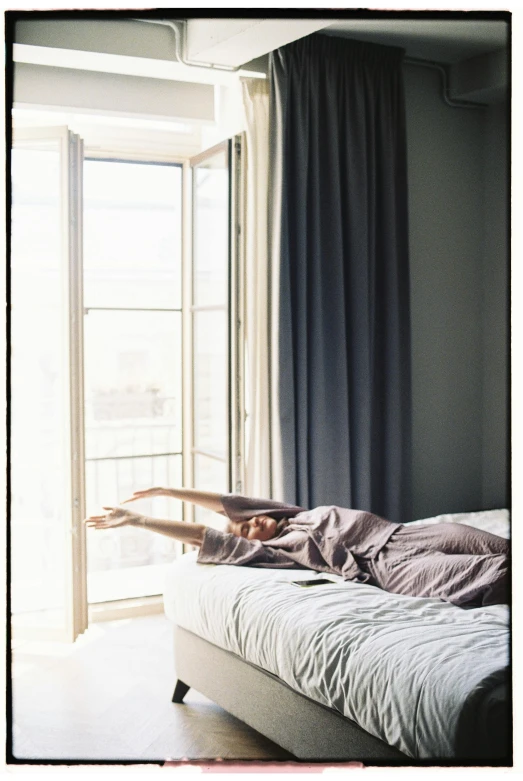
[85, 506, 302, 571]
[85, 506, 206, 546]
[121, 487, 225, 516]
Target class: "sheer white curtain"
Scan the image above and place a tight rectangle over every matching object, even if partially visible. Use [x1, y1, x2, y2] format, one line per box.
[241, 77, 272, 498]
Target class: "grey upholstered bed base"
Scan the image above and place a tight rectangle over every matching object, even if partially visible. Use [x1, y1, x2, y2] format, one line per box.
[171, 625, 407, 762]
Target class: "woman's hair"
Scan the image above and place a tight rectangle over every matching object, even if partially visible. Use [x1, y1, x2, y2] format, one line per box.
[225, 517, 290, 537]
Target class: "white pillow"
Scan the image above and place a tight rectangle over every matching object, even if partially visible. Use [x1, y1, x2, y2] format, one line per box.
[406, 509, 510, 539]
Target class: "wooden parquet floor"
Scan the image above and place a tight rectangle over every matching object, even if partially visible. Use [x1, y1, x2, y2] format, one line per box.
[9, 612, 293, 764]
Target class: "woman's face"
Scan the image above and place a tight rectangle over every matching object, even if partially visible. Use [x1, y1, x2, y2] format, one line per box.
[230, 515, 278, 542]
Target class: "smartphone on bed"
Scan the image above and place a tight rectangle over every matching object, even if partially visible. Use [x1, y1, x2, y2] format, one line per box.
[291, 578, 335, 588]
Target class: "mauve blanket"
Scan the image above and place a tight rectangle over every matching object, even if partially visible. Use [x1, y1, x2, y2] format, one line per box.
[197, 495, 509, 607]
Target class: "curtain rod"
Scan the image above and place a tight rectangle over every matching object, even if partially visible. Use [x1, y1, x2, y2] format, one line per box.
[403, 56, 487, 109]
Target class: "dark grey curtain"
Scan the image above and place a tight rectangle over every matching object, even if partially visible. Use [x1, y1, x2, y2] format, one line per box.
[270, 34, 411, 522]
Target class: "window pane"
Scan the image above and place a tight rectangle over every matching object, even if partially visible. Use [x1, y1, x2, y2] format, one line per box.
[84, 310, 182, 459]
[10, 143, 68, 625]
[193, 454, 227, 525]
[193, 150, 229, 307]
[193, 309, 227, 458]
[86, 454, 182, 603]
[83, 160, 182, 310]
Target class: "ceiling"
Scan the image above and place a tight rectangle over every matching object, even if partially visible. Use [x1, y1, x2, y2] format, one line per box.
[324, 19, 509, 64]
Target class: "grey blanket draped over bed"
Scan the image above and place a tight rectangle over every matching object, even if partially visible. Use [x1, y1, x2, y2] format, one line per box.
[269, 34, 411, 522]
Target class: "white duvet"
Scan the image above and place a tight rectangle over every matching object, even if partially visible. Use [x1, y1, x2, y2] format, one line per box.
[163, 509, 510, 759]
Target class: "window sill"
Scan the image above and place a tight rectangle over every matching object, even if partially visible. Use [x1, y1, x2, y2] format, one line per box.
[88, 594, 165, 623]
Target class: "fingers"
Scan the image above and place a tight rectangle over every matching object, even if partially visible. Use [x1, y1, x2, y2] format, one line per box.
[121, 488, 164, 503]
[84, 507, 115, 527]
[121, 492, 146, 504]
[84, 502, 136, 528]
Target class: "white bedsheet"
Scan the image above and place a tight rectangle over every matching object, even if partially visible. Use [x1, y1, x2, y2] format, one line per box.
[163, 510, 510, 759]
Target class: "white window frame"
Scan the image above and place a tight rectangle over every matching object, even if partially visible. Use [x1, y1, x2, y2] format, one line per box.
[81, 146, 189, 622]
[11, 126, 87, 642]
[10, 119, 246, 630]
[84, 139, 245, 619]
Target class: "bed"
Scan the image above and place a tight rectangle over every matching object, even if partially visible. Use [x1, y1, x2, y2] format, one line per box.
[163, 509, 511, 764]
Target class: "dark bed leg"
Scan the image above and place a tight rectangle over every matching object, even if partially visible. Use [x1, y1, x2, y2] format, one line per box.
[172, 679, 190, 703]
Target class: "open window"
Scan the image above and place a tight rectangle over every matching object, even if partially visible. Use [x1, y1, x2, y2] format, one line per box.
[82, 157, 184, 605]
[9, 130, 245, 638]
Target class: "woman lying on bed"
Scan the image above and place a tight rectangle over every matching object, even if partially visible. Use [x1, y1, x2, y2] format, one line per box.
[84, 487, 509, 608]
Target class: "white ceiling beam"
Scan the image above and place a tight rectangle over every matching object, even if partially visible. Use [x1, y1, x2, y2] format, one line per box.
[12, 43, 256, 87]
[13, 62, 215, 123]
[14, 18, 176, 61]
[12, 20, 252, 85]
[14, 17, 332, 72]
[186, 18, 332, 67]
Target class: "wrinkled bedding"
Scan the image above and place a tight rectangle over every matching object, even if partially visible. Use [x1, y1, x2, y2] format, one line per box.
[163, 510, 510, 759]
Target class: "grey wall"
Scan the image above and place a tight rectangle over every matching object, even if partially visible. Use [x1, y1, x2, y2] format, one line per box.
[404, 63, 508, 520]
[481, 101, 509, 509]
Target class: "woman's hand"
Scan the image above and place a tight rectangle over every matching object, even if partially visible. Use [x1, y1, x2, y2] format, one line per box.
[121, 487, 170, 504]
[84, 506, 143, 530]
[120, 486, 224, 516]
[85, 507, 206, 546]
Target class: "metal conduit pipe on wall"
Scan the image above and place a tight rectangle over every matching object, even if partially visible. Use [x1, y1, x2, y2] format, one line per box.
[132, 17, 242, 72]
[132, 18, 488, 108]
[404, 56, 487, 109]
